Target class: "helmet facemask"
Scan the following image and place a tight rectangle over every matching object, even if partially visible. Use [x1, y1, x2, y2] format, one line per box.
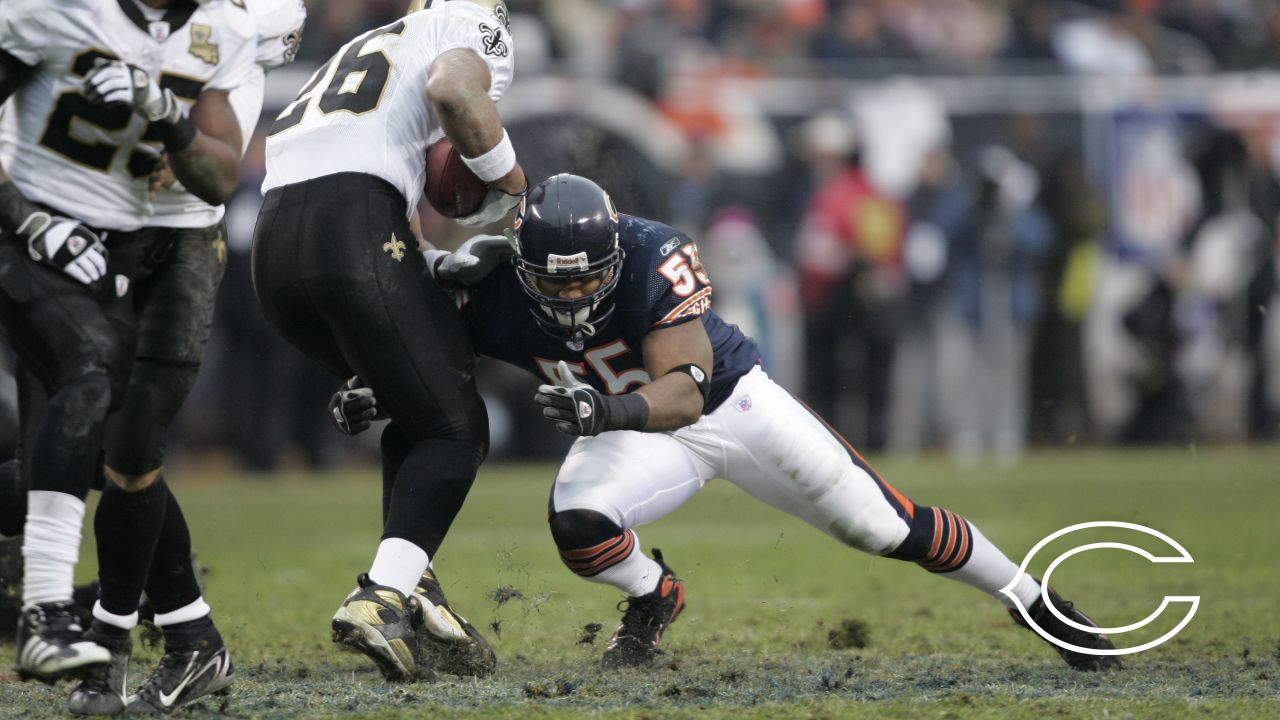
[514, 245, 625, 342]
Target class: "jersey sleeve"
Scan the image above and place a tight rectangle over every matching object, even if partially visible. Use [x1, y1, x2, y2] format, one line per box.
[0, 0, 50, 67]
[201, 6, 259, 92]
[645, 235, 714, 329]
[435, 4, 515, 102]
[252, 0, 306, 71]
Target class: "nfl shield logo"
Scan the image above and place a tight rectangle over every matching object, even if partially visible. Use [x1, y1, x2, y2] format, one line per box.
[115, 275, 130, 298]
[736, 396, 752, 412]
[149, 21, 170, 41]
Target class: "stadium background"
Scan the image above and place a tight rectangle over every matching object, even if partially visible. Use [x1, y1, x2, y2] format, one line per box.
[171, 0, 1280, 472]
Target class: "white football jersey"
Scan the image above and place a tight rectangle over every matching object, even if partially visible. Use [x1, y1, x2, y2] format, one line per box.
[224, 0, 306, 153]
[0, 0, 257, 230]
[262, 1, 515, 216]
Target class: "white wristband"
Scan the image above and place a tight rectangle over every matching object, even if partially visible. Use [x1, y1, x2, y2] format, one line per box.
[422, 249, 449, 279]
[460, 129, 516, 183]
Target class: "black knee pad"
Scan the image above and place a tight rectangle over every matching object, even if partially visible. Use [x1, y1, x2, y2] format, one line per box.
[548, 509, 634, 578]
[884, 504, 974, 573]
[103, 358, 198, 475]
[548, 509, 623, 551]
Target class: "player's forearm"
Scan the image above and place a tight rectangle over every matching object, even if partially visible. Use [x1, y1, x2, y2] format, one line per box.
[635, 374, 703, 432]
[428, 85, 522, 194]
[166, 134, 241, 205]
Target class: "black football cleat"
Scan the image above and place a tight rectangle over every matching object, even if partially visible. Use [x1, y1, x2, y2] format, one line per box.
[601, 549, 685, 669]
[15, 601, 110, 683]
[411, 569, 496, 678]
[125, 618, 233, 714]
[68, 622, 131, 716]
[331, 574, 419, 681]
[1010, 585, 1123, 671]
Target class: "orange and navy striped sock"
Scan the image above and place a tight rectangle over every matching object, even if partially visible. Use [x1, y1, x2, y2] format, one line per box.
[885, 504, 1039, 604]
[549, 509, 663, 596]
[885, 505, 974, 573]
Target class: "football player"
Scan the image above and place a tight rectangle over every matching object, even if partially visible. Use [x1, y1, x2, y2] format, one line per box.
[253, 0, 523, 681]
[0, 0, 255, 711]
[335, 174, 1123, 672]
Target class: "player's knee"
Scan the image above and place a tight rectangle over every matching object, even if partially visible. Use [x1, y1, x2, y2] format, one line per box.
[103, 466, 161, 493]
[548, 509, 632, 578]
[49, 369, 114, 440]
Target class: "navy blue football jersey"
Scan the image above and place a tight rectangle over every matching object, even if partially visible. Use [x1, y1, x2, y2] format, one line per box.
[462, 215, 761, 413]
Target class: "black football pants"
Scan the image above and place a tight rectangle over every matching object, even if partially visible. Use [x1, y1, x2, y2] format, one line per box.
[252, 172, 489, 558]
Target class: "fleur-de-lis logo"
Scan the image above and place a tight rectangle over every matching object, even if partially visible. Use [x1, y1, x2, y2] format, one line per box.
[383, 234, 406, 262]
[479, 23, 508, 58]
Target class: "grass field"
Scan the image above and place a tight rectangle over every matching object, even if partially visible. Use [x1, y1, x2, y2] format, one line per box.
[4, 446, 1279, 718]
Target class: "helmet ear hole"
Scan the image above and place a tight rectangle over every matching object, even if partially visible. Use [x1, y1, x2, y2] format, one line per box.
[514, 174, 624, 339]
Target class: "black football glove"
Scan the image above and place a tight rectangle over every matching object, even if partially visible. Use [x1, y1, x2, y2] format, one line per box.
[534, 361, 648, 436]
[329, 376, 381, 436]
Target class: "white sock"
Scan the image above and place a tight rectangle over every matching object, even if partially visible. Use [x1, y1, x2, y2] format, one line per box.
[93, 601, 139, 630]
[586, 531, 663, 598]
[21, 491, 85, 608]
[153, 597, 212, 627]
[368, 537, 430, 597]
[942, 520, 1040, 608]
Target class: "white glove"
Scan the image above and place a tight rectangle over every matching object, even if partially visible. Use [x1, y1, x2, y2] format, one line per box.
[454, 187, 524, 228]
[436, 231, 516, 286]
[83, 59, 181, 124]
[17, 213, 109, 285]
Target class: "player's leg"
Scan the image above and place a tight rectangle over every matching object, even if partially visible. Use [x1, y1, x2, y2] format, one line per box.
[85, 224, 231, 714]
[549, 430, 712, 667]
[328, 215, 492, 680]
[0, 243, 124, 681]
[702, 366, 1120, 671]
[254, 176, 488, 680]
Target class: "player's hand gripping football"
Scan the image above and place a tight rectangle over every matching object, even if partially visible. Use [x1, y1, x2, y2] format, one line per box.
[83, 59, 182, 125]
[329, 376, 383, 436]
[436, 231, 516, 286]
[16, 212, 109, 285]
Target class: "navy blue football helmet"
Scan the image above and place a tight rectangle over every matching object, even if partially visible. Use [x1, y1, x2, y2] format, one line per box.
[513, 174, 625, 341]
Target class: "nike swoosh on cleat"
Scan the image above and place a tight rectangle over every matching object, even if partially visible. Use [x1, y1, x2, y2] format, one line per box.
[156, 652, 201, 708]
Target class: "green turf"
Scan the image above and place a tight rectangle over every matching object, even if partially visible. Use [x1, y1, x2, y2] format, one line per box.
[4, 447, 1279, 718]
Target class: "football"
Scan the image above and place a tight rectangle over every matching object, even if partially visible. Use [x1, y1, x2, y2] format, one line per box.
[424, 138, 487, 218]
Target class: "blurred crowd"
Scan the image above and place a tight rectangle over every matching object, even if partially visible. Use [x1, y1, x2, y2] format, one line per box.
[170, 0, 1280, 469]
[300, 0, 1280, 77]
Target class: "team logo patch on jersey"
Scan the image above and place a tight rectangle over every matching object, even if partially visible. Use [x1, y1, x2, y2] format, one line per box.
[493, 3, 512, 31]
[479, 23, 509, 58]
[282, 30, 302, 65]
[149, 21, 171, 42]
[383, 234, 407, 262]
[189, 24, 219, 64]
[547, 252, 588, 273]
[659, 237, 682, 256]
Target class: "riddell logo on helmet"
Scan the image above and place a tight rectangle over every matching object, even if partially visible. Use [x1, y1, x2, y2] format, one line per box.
[547, 253, 589, 273]
[1004, 521, 1198, 657]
